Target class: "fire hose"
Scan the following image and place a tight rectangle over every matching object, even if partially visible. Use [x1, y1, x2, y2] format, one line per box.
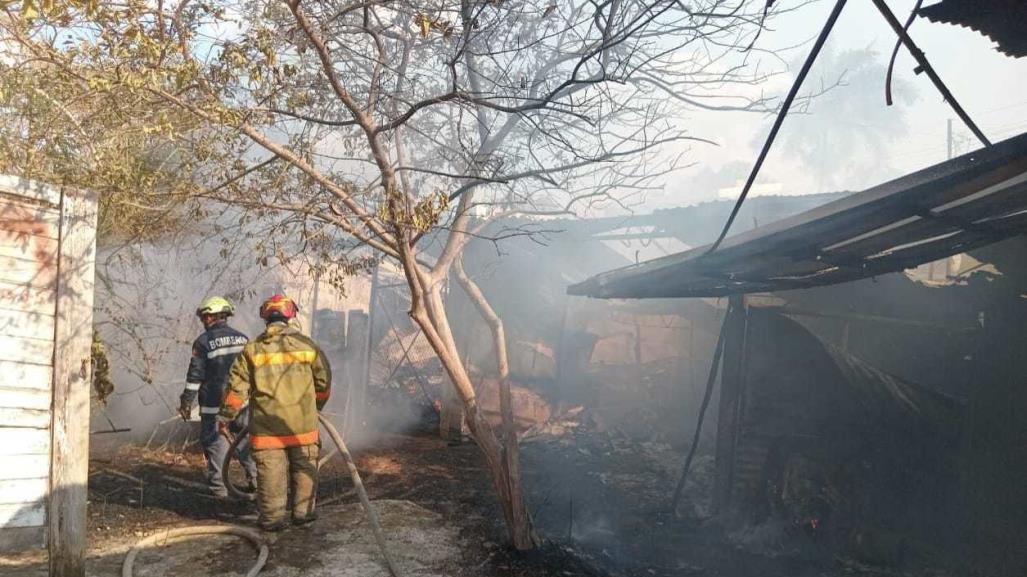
[123, 414, 401, 577]
[122, 525, 268, 577]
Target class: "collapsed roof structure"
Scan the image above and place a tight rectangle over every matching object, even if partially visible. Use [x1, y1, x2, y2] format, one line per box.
[567, 127, 1027, 534]
[570, 132, 1027, 299]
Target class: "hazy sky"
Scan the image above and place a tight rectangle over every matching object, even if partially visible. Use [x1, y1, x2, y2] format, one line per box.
[654, 0, 1027, 208]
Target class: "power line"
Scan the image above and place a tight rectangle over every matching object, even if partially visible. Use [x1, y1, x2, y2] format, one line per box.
[705, 0, 849, 255]
[880, 118, 1027, 162]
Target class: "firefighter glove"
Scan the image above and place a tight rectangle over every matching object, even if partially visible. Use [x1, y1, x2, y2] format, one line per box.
[178, 398, 192, 421]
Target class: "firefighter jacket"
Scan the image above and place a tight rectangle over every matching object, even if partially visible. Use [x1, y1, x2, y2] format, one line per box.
[182, 322, 249, 415]
[219, 321, 332, 450]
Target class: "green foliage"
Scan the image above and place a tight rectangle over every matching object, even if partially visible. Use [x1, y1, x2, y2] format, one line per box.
[0, 0, 743, 257]
[91, 330, 114, 404]
[377, 188, 450, 233]
[0, 0, 379, 247]
[0, 15, 202, 241]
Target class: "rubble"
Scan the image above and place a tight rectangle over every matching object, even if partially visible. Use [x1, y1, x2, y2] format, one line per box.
[477, 377, 553, 431]
[522, 406, 584, 440]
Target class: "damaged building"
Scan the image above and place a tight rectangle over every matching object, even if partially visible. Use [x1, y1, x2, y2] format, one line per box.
[0, 1, 1024, 576]
[566, 131, 1027, 574]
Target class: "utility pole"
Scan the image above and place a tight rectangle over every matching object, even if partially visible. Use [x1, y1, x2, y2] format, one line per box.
[947, 118, 954, 159]
[943, 118, 955, 281]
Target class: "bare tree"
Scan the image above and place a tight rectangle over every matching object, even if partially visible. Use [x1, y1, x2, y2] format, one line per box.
[2, 0, 802, 548]
[776, 46, 919, 191]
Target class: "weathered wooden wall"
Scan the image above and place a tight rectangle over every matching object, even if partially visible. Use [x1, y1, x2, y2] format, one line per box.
[0, 176, 61, 553]
[0, 176, 98, 577]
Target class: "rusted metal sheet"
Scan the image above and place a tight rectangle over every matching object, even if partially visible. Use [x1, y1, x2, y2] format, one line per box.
[727, 310, 964, 513]
[477, 377, 553, 431]
[920, 0, 1027, 58]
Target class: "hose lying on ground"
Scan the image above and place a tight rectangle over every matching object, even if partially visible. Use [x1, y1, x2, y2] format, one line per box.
[221, 414, 400, 577]
[318, 413, 402, 577]
[125, 414, 400, 577]
[122, 525, 268, 577]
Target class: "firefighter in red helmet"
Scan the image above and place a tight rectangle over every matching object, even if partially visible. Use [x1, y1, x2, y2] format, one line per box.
[219, 295, 333, 530]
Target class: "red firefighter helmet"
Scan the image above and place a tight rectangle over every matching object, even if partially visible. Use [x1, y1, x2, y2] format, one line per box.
[259, 294, 299, 322]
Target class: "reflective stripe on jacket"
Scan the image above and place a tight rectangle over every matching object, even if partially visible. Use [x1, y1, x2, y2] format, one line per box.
[220, 322, 332, 450]
[181, 322, 249, 410]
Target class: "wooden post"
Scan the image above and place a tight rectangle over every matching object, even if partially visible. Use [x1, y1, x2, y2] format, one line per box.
[344, 310, 370, 433]
[49, 186, 98, 577]
[713, 295, 747, 514]
[362, 263, 379, 404]
[439, 373, 465, 441]
[439, 383, 465, 441]
[345, 264, 378, 432]
[552, 297, 572, 411]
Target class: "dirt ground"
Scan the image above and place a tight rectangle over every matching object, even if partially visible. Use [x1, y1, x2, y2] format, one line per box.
[0, 430, 602, 577]
[1, 426, 968, 577]
[2, 499, 465, 577]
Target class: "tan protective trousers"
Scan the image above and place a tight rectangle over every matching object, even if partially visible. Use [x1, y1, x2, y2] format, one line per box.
[252, 444, 319, 529]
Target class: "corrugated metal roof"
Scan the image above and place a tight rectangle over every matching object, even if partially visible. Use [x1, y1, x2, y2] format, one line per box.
[568, 132, 1027, 299]
[919, 0, 1027, 58]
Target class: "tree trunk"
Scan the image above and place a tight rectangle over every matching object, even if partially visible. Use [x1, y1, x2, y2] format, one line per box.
[380, 35, 537, 545]
[425, 283, 466, 441]
[454, 257, 537, 549]
[395, 241, 538, 550]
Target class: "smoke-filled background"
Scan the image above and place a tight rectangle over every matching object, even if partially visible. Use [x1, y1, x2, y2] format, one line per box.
[87, 191, 1027, 577]
[89, 212, 379, 448]
[64, 2, 1027, 576]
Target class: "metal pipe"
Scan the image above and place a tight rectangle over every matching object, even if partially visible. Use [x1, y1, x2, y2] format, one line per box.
[870, 0, 991, 147]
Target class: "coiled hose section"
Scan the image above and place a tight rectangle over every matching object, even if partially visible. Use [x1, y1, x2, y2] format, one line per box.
[123, 414, 400, 577]
[122, 525, 268, 577]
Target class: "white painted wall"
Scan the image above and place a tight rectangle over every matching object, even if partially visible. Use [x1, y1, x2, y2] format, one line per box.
[0, 176, 60, 553]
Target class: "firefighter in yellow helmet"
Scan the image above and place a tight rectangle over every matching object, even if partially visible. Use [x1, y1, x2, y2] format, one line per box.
[181, 296, 256, 498]
[218, 295, 332, 531]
